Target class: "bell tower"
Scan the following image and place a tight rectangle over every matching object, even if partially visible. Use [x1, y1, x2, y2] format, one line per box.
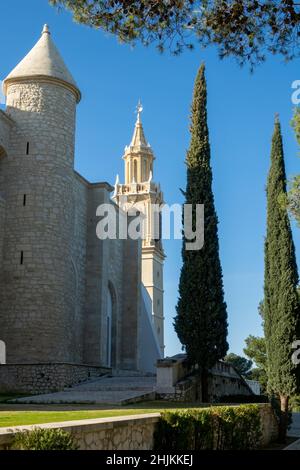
[114, 102, 165, 355]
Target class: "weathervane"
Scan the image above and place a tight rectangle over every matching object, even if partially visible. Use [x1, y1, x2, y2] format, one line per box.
[136, 99, 143, 123]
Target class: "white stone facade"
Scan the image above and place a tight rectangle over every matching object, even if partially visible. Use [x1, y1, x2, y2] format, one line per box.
[114, 109, 165, 356]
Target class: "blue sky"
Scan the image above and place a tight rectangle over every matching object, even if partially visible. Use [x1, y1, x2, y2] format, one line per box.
[1, 0, 299, 359]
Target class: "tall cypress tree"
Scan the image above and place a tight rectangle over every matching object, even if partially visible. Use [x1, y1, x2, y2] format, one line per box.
[174, 64, 228, 401]
[264, 116, 300, 442]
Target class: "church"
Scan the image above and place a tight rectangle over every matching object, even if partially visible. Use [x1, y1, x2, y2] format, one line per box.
[0, 25, 164, 392]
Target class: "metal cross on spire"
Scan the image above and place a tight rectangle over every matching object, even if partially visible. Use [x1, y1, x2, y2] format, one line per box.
[136, 99, 143, 123]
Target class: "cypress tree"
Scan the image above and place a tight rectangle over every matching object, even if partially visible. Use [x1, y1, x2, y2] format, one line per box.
[264, 116, 300, 442]
[174, 64, 228, 401]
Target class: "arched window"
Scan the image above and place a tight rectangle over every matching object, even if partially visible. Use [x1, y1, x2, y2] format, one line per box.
[133, 160, 137, 182]
[0, 340, 6, 364]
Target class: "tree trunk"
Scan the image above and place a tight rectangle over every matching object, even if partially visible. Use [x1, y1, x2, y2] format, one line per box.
[201, 370, 209, 403]
[278, 395, 289, 443]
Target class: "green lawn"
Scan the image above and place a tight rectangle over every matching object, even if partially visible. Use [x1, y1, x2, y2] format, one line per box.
[0, 409, 159, 428]
[0, 401, 209, 428]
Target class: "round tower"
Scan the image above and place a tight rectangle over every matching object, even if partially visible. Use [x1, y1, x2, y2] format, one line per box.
[0, 25, 81, 363]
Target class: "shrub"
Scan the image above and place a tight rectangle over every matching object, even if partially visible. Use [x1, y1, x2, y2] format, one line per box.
[153, 405, 262, 450]
[12, 427, 79, 450]
[289, 395, 300, 412]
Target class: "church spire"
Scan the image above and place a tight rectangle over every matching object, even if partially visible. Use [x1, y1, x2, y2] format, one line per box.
[129, 100, 149, 149]
[122, 101, 155, 184]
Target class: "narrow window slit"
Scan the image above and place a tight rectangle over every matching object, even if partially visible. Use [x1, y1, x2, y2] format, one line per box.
[20, 251, 24, 265]
[26, 142, 30, 155]
[23, 195, 26, 206]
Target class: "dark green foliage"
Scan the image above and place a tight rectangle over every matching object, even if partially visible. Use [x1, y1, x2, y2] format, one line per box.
[264, 117, 300, 440]
[153, 405, 262, 450]
[174, 64, 228, 386]
[12, 428, 79, 450]
[225, 353, 252, 376]
[288, 108, 300, 225]
[244, 334, 268, 393]
[289, 395, 300, 412]
[218, 394, 269, 404]
[264, 117, 300, 396]
[51, 1, 300, 67]
[244, 335, 267, 371]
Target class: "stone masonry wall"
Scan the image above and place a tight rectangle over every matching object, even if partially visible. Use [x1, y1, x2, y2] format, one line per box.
[0, 110, 12, 152]
[83, 187, 140, 370]
[0, 405, 278, 450]
[157, 373, 252, 403]
[0, 195, 6, 275]
[83, 183, 112, 366]
[0, 363, 110, 394]
[72, 174, 89, 362]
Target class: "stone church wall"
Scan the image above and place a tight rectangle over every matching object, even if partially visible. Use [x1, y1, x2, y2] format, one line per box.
[83, 189, 141, 370]
[72, 173, 89, 362]
[83, 183, 112, 365]
[0, 195, 5, 272]
[119, 234, 141, 370]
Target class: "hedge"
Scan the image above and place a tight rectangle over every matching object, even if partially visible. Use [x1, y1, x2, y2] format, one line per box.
[153, 404, 262, 450]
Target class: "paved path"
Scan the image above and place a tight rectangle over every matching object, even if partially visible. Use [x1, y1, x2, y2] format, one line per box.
[285, 414, 300, 449]
[288, 412, 300, 437]
[11, 376, 156, 405]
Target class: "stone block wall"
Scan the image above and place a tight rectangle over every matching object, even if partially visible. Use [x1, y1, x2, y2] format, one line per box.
[72, 414, 159, 450]
[0, 414, 160, 451]
[72, 173, 89, 362]
[0, 363, 110, 394]
[156, 375, 201, 402]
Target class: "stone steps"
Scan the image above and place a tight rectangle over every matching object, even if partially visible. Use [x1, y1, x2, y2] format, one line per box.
[67, 376, 155, 392]
[11, 390, 156, 405]
[11, 375, 157, 405]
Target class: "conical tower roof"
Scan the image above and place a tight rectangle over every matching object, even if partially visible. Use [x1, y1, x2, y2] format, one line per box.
[3, 25, 81, 102]
[130, 114, 148, 148]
